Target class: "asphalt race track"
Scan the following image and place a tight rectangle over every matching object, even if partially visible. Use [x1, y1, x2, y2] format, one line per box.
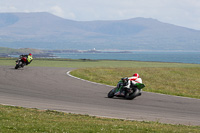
[0, 66, 200, 126]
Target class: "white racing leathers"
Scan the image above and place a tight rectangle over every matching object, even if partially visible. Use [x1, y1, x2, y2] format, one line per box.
[125, 77, 143, 93]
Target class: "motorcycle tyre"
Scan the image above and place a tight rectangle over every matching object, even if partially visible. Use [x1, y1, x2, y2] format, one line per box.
[125, 89, 140, 100]
[108, 88, 116, 98]
[15, 65, 19, 69]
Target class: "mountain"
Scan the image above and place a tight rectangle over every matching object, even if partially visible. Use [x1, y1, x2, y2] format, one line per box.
[0, 12, 200, 51]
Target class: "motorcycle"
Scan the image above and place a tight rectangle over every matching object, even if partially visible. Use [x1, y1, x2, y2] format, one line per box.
[15, 55, 27, 69]
[108, 78, 145, 100]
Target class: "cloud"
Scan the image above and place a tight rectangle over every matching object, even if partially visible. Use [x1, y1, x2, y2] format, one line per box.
[0, 6, 17, 12]
[50, 6, 64, 17]
[49, 5, 76, 20]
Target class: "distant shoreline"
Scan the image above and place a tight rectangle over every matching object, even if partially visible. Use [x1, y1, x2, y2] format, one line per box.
[1, 47, 200, 59]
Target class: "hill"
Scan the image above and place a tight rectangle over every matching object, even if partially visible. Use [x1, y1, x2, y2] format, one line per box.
[0, 47, 55, 58]
[0, 12, 200, 51]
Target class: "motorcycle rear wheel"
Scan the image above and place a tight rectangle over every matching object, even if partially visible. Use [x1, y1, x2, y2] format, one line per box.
[125, 89, 140, 100]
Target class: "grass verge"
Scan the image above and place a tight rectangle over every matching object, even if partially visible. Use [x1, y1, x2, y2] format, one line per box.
[1, 105, 199, 133]
[1, 57, 200, 68]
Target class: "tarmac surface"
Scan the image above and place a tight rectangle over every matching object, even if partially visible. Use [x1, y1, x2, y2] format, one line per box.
[0, 66, 200, 126]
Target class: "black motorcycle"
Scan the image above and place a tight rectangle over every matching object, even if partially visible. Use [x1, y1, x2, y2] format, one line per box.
[108, 78, 145, 100]
[15, 56, 27, 69]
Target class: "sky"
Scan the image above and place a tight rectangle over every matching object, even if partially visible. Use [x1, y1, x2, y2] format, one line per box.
[0, 0, 200, 30]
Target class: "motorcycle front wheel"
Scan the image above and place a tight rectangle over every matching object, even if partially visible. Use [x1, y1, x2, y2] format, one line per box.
[108, 88, 116, 98]
[15, 64, 19, 69]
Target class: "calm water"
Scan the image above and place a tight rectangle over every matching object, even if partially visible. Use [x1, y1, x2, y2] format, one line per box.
[54, 51, 200, 64]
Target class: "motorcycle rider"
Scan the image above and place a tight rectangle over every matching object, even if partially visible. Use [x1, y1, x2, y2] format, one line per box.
[20, 53, 33, 65]
[115, 73, 142, 96]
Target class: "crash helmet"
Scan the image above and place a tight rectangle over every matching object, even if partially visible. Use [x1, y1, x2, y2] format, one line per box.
[133, 73, 139, 78]
[29, 53, 32, 56]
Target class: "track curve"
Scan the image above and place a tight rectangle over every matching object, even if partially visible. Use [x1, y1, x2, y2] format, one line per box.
[0, 66, 200, 126]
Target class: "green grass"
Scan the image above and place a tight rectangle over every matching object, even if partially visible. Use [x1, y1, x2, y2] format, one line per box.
[1, 105, 199, 133]
[1, 57, 200, 68]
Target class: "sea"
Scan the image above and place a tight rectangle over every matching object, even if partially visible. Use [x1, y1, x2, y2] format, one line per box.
[54, 51, 200, 64]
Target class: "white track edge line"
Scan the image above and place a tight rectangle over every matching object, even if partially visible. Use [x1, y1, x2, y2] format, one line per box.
[66, 70, 200, 101]
[66, 70, 113, 87]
